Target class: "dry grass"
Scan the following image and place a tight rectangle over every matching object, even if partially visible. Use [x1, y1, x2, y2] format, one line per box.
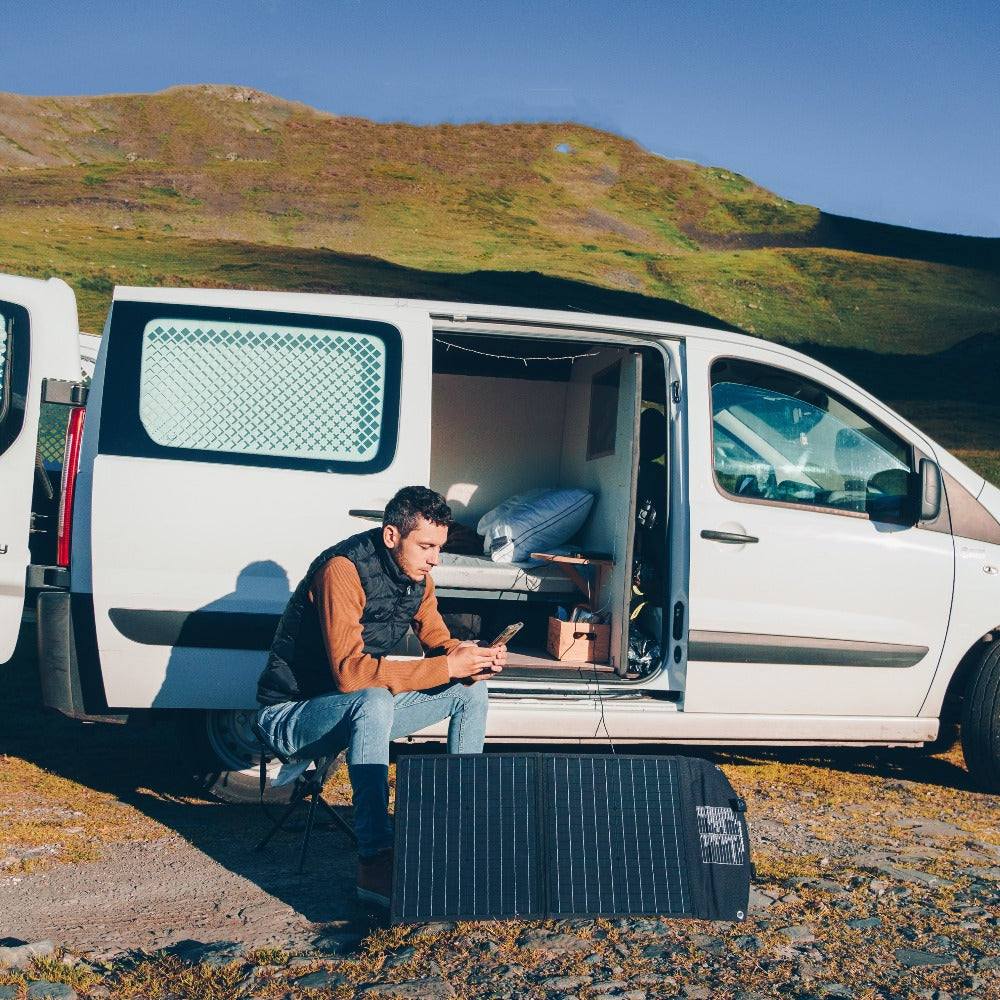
[0, 755, 166, 874]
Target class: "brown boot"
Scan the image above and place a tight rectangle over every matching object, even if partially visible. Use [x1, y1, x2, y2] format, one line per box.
[357, 848, 393, 908]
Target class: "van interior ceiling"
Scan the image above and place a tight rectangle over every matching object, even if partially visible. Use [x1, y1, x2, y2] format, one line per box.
[427, 326, 668, 684]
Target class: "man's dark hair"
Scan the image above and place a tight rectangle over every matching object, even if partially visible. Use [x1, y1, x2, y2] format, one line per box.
[383, 486, 452, 537]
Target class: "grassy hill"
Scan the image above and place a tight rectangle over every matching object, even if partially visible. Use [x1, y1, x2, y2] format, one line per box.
[1, 84, 998, 480]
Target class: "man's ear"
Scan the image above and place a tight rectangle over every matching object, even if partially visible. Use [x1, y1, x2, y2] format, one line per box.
[383, 524, 401, 549]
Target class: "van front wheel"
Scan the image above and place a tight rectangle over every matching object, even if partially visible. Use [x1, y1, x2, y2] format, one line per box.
[960, 641, 1000, 793]
[188, 708, 293, 804]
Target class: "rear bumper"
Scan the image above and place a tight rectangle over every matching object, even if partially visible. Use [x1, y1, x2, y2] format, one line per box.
[36, 589, 114, 719]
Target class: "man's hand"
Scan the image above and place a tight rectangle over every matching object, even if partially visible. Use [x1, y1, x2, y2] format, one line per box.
[447, 640, 504, 682]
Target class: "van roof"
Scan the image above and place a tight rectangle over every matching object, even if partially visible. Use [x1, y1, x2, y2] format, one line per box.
[112, 283, 754, 343]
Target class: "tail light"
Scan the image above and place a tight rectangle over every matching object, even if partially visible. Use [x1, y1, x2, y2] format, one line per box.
[57, 407, 86, 568]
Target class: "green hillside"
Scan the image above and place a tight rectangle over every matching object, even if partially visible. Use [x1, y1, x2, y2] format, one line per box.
[1, 84, 998, 480]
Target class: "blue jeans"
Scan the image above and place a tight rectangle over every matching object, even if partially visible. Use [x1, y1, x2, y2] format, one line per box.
[257, 681, 489, 857]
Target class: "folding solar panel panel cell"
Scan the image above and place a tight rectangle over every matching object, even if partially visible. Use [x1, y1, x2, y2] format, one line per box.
[393, 755, 542, 922]
[545, 756, 689, 917]
[391, 753, 750, 924]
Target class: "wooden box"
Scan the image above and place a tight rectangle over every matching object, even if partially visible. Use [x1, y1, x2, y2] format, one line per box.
[546, 617, 610, 664]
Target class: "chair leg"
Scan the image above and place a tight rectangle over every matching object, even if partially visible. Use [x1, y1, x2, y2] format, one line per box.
[256, 753, 357, 868]
[297, 787, 322, 872]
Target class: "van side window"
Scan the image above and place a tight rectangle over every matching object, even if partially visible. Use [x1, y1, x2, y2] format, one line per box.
[710, 358, 913, 520]
[100, 303, 401, 473]
[587, 359, 622, 459]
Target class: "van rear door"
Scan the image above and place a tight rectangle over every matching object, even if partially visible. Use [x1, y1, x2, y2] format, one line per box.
[0, 276, 82, 663]
[82, 290, 433, 709]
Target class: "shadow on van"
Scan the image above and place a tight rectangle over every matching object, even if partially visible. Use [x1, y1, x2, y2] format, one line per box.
[153, 559, 291, 710]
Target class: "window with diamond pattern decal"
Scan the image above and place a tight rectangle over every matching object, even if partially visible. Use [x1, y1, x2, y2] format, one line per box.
[139, 319, 388, 461]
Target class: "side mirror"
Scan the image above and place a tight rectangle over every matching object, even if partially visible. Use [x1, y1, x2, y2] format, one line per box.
[918, 458, 942, 521]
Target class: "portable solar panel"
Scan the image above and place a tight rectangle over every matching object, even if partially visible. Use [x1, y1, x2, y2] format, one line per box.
[391, 753, 750, 923]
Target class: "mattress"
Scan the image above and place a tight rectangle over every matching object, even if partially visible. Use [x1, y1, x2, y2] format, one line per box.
[432, 552, 576, 594]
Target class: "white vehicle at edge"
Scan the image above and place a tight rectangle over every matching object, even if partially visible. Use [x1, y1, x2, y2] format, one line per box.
[1, 272, 998, 802]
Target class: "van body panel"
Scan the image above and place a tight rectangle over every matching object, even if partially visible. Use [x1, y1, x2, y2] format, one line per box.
[0, 276, 80, 663]
[919, 533, 1000, 717]
[684, 338, 955, 717]
[416, 697, 937, 744]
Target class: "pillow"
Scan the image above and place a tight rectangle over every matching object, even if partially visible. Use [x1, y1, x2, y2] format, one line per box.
[477, 488, 595, 563]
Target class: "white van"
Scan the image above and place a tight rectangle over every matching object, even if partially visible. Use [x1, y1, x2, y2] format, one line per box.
[3, 273, 999, 801]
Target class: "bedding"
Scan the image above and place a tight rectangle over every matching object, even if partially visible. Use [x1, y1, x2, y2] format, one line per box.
[477, 487, 595, 563]
[431, 552, 578, 594]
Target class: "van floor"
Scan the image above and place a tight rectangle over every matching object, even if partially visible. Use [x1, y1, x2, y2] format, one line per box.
[501, 648, 637, 682]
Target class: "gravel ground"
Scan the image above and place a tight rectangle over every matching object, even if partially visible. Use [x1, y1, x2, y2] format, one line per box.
[1, 627, 998, 998]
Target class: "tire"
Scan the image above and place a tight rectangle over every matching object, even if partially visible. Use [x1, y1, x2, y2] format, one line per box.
[186, 708, 295, 804]
[960, 641, 1000, 792]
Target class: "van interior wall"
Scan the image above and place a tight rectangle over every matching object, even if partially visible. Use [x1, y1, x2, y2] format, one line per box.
[430, 373, 569, 525]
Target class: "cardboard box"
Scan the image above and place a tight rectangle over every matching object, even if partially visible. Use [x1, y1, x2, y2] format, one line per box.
[546, 617, 610, 664]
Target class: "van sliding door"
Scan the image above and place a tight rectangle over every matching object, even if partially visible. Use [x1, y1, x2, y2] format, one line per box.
[89, 295, 433, 710]
[560, 348, 641, 674]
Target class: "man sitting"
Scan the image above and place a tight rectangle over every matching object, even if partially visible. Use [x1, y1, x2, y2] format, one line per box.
[255, 486, 505, 907]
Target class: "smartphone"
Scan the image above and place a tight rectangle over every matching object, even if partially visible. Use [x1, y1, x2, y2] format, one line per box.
[489, 622, 523, 647]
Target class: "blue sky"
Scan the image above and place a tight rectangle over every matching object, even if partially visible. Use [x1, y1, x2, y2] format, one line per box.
[5, 0, 998, 237]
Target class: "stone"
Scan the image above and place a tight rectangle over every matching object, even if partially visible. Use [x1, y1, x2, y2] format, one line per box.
[690, 934, 725, 956]
[0, 987, 21, 1000]
[516, 929, 591, 955]
[360, 979, 455, 998]
[846, 917, 882, 929]
[383, 947, 419, 968]
[894, 948, 955, 968]
[410, 922, 454, 936]
[897, 819, 969, 837]
[168, 939, 247, 967]
[469, 964, 524, 984]
[538, 975, 592, 990]
[778, 925, 816, 943]
[312, 929, 364, 953]
[816, 986, 854, 998]
[793, 877, 847, 894]
[732, 935, 763, 952]
[681, 988, 713, 999]
[26, 984, 78, 1000]
[642, 944, 686, 959]
[590, 982, 630, 994]
[976, 956, 1000, 970]
[748, 887, 778, 911]
[293, 969, 348, 989]
[869, 861, 954, 888]
[0, 940, 56, 970]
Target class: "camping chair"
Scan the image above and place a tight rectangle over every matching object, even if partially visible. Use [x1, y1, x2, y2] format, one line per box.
[252, 723, 357, 873]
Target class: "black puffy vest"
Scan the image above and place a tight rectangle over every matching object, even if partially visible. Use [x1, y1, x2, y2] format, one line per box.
[256, 528, 426, 705]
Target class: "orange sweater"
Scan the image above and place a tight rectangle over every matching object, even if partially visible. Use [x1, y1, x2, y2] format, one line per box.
[311, 556, 459, 695]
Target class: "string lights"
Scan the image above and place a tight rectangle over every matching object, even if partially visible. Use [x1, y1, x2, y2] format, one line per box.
[434, 337, 598, 366]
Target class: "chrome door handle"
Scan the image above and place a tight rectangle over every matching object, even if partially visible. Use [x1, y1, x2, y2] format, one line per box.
[701, 530, 759, 544]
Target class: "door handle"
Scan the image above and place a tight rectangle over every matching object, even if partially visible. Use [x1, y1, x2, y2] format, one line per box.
[701, 529, 759, 545]
[349, 509, 385, 522]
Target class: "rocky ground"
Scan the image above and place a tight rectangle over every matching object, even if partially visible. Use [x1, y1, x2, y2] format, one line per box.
[1, 627, 998, 999]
